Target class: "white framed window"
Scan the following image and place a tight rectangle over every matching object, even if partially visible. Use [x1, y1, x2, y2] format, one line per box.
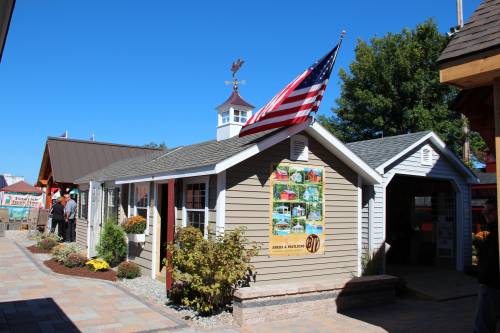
[290, 134, 309, 161]
[421, 145, 433, 166]
[233, 110, 247, 124]
[105, 188, 118, 222]
[134, 182, 150, 233]
[221, 111, 229, 124]
[79, 190, 88, 220]
[183, 177, 209, 238]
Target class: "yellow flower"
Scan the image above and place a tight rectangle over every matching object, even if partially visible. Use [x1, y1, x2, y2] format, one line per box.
[85, 259, 110, 271]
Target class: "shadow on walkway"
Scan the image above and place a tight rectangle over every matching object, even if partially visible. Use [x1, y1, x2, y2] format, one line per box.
[0, 298, 80, 333]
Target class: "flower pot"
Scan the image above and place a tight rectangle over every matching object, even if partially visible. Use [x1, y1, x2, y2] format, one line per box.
[127, 233, 146, 243]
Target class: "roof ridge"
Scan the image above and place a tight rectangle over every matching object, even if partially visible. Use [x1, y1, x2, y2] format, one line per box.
[346, 131, 431, 145]
[47, 136, 162, 150]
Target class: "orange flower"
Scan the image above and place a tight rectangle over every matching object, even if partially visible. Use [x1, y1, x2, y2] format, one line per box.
[475, 231, 490, 240]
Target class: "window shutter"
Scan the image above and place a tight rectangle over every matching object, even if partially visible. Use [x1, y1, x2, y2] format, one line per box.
[290, 135, 309, 161]
[421, 145, 432, 166]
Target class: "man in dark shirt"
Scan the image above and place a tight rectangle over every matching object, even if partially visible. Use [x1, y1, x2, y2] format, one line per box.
[474, 198, 500, 333]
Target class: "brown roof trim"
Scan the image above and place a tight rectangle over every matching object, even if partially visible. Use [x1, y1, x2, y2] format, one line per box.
[0, 0, 15, 62]
[46, 136, 162, 151]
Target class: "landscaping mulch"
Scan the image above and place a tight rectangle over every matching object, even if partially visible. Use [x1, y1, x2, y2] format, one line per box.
[27, 245, 50, 254]
[43, 259, 117, 281]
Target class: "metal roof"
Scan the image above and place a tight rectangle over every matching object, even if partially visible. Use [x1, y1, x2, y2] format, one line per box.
[438, 0, 500, 63]
[76, 129, 279, 183]
[346, 131, 432, 169]
[39, 137, 161, 184]
[216, 91, 255, 109]
[0, 181, 42, 193]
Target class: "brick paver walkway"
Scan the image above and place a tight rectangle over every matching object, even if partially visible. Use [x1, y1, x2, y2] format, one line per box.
[0, 238, 188, 333]
[0, 236, 476, 333]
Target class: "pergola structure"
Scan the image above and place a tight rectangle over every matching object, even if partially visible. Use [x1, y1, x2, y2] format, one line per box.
[438, 0, 500, 270]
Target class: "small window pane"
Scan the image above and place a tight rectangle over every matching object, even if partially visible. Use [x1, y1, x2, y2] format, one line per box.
[137, 208, 147, 219]
[222, 111, 229, 124]
[187, 211, 205, 233]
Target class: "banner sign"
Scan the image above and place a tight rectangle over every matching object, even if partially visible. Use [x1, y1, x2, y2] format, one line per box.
[0, 192, 44, 208]
[269, 163, 325, 256]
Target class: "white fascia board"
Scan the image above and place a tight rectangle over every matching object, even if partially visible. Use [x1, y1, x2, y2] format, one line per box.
[428, 134, 478, 184]
[115, 166, 216, 185]
[306, 122, 382, 184]
[214, 121, 310, 174]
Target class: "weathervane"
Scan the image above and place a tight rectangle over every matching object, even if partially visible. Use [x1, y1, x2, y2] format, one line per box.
[225, 58, 246, 92]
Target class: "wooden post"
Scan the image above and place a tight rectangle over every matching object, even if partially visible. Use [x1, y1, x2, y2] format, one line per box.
[493, 78, 500, 278]
[166, 179, 175, 292]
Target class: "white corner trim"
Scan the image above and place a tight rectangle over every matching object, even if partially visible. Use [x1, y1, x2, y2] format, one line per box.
[357, 176, 362, 277]
[214, 121, 310, 174]
[86, 181, 93, 259]
[151, 184, 158, 279]
[216, 171, 226, 236]
[306, 122, 382, 184]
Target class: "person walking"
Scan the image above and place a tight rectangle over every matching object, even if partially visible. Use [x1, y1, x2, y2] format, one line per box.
[64, 194, 77, 242]
[50, 197, 65, 239]
[474, 198, 500, 333]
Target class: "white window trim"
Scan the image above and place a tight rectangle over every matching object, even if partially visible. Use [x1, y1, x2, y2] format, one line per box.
[182, 176, 209, 239]
[133, 182, 150, 234]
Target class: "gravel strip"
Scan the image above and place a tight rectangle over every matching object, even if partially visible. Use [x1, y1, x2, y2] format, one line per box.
[116, 275, 234, 329]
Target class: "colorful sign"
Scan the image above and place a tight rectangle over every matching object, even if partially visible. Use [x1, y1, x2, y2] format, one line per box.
[269, 163, 325, 256]
[0, 192, 44, 208]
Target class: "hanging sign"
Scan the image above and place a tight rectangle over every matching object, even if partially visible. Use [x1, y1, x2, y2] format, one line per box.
[0, 192, 44, 208]
[269, 163, 325, 256]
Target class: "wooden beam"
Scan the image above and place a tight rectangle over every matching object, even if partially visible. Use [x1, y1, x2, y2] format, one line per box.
[166, 179, 175, 292]
[493, 78, 500, 279]
[440, 53, 500, 88]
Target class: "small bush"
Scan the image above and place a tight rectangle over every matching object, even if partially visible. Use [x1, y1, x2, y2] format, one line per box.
[164, 227, 260, 315]
[86, 259, 110, 271]
[36, 233, 61, 250]
[63, 253, 88, 268]
[117, 261, 142, 279]
[122, 215, 147, 234]
[51, 243, 81, 263]
[96, 219, 127, 266]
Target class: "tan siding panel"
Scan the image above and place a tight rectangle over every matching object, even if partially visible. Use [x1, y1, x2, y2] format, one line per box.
[226, 135, 359, 285]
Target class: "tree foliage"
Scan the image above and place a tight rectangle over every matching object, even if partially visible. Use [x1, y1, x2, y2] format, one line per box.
[320, 20, 485, 159]
[144, 141, 167, 149]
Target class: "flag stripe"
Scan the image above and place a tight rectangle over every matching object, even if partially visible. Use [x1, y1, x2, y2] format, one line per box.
[239, 40, 343, 137]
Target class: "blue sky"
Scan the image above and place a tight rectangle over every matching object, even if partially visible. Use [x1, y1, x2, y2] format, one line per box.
[0, 0, 481, 184]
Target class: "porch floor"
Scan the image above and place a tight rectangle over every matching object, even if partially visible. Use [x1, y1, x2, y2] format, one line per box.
[387, 265, 478, 301]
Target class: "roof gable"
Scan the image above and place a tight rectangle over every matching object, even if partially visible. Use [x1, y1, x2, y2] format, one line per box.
[0, 181, 42, 193]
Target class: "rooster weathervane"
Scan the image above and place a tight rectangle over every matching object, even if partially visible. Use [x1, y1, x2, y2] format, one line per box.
[225, 58, 246, 92]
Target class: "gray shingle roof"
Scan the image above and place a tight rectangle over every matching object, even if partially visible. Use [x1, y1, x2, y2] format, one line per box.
[76, 129, 279, 183]
[345, 131, 431, 169]
[438, 0, 500, 63]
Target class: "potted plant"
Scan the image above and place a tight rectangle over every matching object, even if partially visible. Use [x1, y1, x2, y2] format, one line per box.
[122, 215, 147, 243]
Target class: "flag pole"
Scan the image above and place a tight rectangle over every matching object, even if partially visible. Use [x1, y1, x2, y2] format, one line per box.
[311, 30, 345, 124]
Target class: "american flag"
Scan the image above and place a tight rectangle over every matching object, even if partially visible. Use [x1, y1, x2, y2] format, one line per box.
[239, 36, 344, 137]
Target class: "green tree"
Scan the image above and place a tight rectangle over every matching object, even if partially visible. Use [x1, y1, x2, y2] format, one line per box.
[320, 20, 485, 159]
[144, 141, 167, 149]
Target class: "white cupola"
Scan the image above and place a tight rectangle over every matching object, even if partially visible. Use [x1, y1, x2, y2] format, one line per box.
[216, 59, 255, 141]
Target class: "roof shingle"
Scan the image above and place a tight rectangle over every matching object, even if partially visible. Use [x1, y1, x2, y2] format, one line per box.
[438, 0, 500, 63]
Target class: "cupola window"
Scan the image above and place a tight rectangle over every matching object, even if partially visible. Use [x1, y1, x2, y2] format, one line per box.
[221, 111, 229, 124]
[234, 110, 247, 123]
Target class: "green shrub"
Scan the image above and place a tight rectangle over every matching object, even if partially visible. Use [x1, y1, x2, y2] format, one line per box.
[164, 227, 260, 315]
[36, 233, 61, 250]
[96, 219, 127, 266]
[51, 243, 81, 263]
[117, 261, 142, 279]
[63, 253, 88, 268]
[122, 216, 147, 234]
